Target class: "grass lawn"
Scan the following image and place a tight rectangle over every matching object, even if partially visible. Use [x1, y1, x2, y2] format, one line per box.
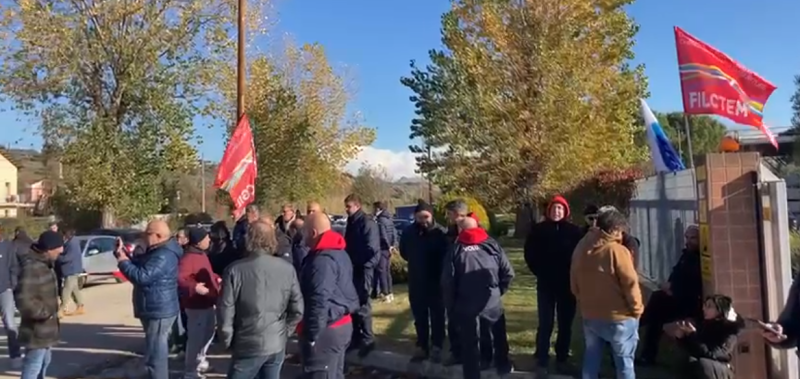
[372, 238, 680, 378]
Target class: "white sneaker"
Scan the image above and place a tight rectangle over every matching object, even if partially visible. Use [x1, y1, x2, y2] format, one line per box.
[197, 360, 210, 373]
[386, 293, 395, 303]
[10, 357, 22, 370]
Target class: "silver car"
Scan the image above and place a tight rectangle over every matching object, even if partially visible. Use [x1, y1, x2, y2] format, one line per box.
[73, 235, 129, 287]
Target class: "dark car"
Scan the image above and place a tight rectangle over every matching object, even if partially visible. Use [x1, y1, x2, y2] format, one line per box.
[393, 219, 411, 239]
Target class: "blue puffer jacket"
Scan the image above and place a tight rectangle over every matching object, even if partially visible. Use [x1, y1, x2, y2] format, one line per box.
[119, 239, 183, 319]
[57, 238, 83, 277]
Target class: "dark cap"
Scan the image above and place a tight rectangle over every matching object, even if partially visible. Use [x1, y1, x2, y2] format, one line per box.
[187, 227, 209, 246]
[414, 199, 433, 214]
[36, 231, 63, 251]
[583, 204, 599, 216]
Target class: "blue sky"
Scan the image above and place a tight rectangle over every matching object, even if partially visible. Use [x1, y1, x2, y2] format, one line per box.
[1, 0, 797, 177]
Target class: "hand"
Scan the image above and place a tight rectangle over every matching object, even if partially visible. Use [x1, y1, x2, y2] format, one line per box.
[762, 323, 788, 343]
[195, 283, 209, 295]
[116, 249, 130, 262]
[680, 321, 696, 334]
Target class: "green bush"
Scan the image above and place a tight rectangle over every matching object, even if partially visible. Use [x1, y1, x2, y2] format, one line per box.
[487, 211, 512, 237]
[0, 216, 52, 239]
[390, 251, 408, 284]
[433, 194, 491, 232]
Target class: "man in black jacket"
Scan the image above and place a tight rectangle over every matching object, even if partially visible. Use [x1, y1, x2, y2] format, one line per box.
[442, 199, 469, 366]
[0, 227, 20, 368]
[443, 216, 514, 379]
[638, 225, 702, 365]
[217, 221, 304, 379]
[298, 212, 359, 378]
[16, 231, 62, 379]
[343, 194, 381, 357]
[372, 201, 397, 302]
[399, 200, 448, 363]
[525, 195, 582, 375]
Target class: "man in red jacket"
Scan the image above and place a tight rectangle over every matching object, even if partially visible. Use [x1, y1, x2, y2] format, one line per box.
[178, 228, 220, 379]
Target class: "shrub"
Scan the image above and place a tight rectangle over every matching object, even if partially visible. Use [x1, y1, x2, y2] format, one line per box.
[567, 167, 643, 217]
[389, 251, 408, 284]
[433, 194, 491, 232]
[791, 231, 800, 278]
[0, 216, 52, 239]
[487, 211, 512, 237]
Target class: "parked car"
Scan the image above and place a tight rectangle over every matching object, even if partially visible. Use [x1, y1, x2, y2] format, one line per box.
[86, 228, 142, 255]
[393, 219, 411, 239]
[73, 235, 130, 288]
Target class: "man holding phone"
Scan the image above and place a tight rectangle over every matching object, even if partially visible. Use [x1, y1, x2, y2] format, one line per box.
[762, 276, 800, 349]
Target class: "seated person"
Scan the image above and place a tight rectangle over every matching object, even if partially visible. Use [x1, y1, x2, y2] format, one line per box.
[667, 295, 744, 379]
[638, 225, 703, 365]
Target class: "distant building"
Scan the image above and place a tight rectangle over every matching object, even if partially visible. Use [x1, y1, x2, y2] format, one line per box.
[0, 151, 19, 218]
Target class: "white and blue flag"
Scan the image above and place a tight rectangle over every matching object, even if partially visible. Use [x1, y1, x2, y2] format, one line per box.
[640, 99, 685, 173]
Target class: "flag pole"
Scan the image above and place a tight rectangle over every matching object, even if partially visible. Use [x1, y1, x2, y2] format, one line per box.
[236, 0, 246, 119]
[683, 114, 695, 168]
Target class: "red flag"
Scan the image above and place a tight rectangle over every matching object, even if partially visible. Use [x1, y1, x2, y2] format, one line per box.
[215, 114, 257, 218]
[674, 26, 778, 147]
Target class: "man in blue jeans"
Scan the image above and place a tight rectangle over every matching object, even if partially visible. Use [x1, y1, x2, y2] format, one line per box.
[0, 229, 21, 368]
[16, 231, 63, 379]
[117, 220, 183, 379]
[571, 209, 643, 379]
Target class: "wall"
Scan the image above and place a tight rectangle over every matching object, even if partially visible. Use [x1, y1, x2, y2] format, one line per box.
[629, 169, 697, 283]
[0, 153, 18, 218]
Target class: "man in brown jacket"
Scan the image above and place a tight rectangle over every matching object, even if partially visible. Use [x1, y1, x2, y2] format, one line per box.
[571, 209, 642, 379]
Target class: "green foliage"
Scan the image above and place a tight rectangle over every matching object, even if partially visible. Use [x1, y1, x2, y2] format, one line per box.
[651, 112, 727, 164]
[402, 0, 648, 208]
[487, 211, 512, 238]
[350, 164, 392, 206]
[390, 252, 408, 284]
[246, 44, 375, 207]
[433, 194, 491, 232]
[0, 216, 52, 239]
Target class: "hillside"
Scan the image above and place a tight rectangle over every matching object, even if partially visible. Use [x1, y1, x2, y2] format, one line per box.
[0, 148, 435, 213]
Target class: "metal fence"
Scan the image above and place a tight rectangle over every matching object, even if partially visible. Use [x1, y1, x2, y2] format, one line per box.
[629, 169, 697, 284]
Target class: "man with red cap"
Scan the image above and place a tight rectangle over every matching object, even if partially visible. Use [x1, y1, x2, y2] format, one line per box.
[524, 195, 582, 376]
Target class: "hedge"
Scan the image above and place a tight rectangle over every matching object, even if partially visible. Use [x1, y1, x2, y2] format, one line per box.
[390, 251, 408, 284]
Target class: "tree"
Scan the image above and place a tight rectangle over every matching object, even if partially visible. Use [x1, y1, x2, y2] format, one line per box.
[402, 0, 648, 209]
[656, 112, 726, 165]
[246, 43, 375, 207]
[0, 0, 269, 225]
[350, 164, 392, 205]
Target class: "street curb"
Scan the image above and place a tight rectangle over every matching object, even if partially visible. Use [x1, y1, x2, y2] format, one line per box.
[285, 340, 574, 379]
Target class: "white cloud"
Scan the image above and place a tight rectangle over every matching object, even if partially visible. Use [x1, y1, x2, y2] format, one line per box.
[345, 146, 421, 180]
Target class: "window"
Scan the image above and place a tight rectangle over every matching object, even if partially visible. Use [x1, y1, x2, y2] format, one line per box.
[86, 237, 116, 256]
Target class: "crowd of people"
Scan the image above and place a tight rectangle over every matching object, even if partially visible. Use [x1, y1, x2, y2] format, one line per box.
[2, 194, 800, 379]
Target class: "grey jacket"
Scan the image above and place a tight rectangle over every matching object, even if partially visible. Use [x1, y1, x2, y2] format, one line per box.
[216, 252, 304, 358]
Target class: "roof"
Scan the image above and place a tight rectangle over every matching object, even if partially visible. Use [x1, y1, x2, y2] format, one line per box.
[0, 148, 21, 168]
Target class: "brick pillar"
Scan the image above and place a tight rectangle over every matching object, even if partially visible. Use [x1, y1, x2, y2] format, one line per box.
[695, 152, 767, 378]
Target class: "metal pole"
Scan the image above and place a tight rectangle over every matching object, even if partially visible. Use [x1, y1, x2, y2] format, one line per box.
[200, 152, 206, 213]
[426, 145, 433, 203]
[236, 0, 246, 119]
[683, 114, 695, 168]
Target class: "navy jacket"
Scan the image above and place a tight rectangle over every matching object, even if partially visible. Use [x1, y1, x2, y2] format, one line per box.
[344, 209, 381, 269]
[375, 211, 397, 255]
[292, 240, 309, 275]
[299, 231, 359, 342]
[119, 239, 183, 319]
[442, 228, 514, 322]
[0, 240, 18, 292]
[232, 216, 249, 251]
[57, 237, 83, 277]
[399, 222, 448, 293]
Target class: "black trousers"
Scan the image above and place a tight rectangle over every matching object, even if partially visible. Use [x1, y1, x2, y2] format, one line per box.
[409, 286, 445, 352]
[479, 313, 510, 368]
[459, 314, 509, 379]
[301, 322, 353, 379]
[352, 267, 375, 346]
[534, 285, 576, 365]
[447, 309, 461, 358]
[686, 357, 733, 379]
[641, 290, 694, 361]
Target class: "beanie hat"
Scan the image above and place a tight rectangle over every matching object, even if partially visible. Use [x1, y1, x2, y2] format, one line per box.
[187, 227, 209, 246]
[414, 199, 433, 214]
[36, 231, 63, 251]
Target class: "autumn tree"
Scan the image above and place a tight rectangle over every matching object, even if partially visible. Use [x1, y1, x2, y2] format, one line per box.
[402, 0, 648, 209]
[246, 43, 375, 207]
[0, 0, 269, 225]
[350, 164, 393, 206]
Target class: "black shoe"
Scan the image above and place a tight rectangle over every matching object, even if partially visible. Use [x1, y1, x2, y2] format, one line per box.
[358, 342, 375, 358]
[555, 361, 576, 375]
[443, 355, 461, 366]
[635, 357, 655, 367]
[480, 360, 492, 371]
[409, 347, 428, 363]
[496, 361, 514, 375]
